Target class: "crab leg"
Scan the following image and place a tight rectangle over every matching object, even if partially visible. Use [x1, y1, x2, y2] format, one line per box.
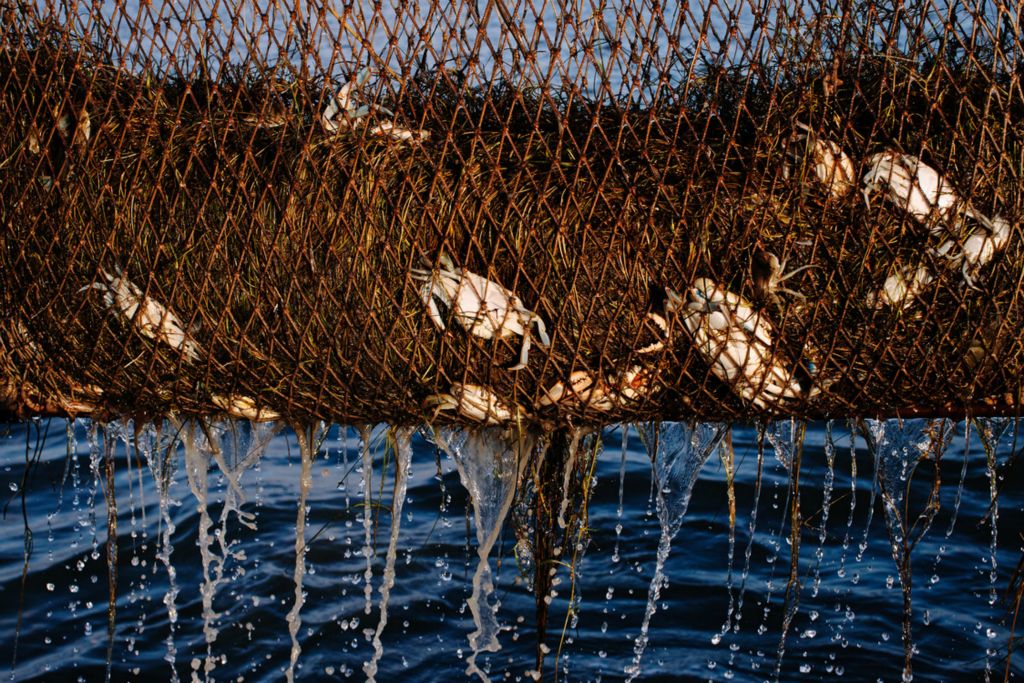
[422, 393, 456, 422]
[509, 332, 532, 371]
[774, 263, 818, 283]
[419, 285, 448, 331]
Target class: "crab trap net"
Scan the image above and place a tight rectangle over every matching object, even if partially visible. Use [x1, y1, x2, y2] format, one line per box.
[2, 0, 1022, 427]
[3, 2, 1024, 681]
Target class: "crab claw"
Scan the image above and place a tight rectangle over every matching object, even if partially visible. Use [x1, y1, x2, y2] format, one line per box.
[509, 333, 532, 371]
[532, 316, 550, 347]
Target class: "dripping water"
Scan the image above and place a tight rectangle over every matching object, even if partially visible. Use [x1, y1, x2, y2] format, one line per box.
[809, 421, 838, 599]
[358, 425, 378, 617]
[863, 418, 950, 682]
[140, 421, 181, 683]
[625, 421, 726, 682]
[753, 421, 795, 649]
[286, 424, 321, 682]
[612, 426, 629, 565]
[433, 426, 533, 682]
[720, 422, 767, 676]
[364, 427, 415, 682]
[557, 430, 584, 530]
[976, 417, 1016, 680]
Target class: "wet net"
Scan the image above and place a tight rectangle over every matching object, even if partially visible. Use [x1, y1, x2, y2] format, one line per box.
[1, 0, 1022, 425]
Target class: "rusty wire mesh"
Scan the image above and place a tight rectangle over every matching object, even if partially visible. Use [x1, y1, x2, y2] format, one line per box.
[1, 0, 1022, 425]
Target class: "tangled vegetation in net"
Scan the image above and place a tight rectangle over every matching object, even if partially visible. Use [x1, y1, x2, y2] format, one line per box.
[2, 19, 1023, 426]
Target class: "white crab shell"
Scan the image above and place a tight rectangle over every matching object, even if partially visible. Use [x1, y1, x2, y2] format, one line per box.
[321, 82, 359, 133]
[537, 365, 655, 412]
[322, 76, 428, 143]
[83, 268, 201, 361]
[413, 257, 549, 370]
[966, 216, 1011, 266]
[866, 264, 934, 310]
[538, 370, 617, 411]
[211, 394, 281, 422]
[789, 123, 856, 198]
[368, 120, 430, 143]
[424, 383, 519, 424]
[609, 364, 657, 403]
[933, 215, 1012, 288]
[57, 106, 91, 148]
[678, 278, 804, 410]
[862, 151, 975, 235]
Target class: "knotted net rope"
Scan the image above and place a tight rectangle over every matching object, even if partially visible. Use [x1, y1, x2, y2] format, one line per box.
[1, 0, 1022, 425]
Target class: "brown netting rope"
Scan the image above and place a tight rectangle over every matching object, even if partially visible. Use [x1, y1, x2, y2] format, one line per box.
[1, 0, 1022, 425]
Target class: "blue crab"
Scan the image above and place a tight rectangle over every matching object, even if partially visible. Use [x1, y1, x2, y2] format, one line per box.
[81, 266, 201, 362]
[673, 278, 810, 410]
[412, 254, 550, 370]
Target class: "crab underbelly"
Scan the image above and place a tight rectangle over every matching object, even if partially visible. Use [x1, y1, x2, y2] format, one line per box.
[458, 310, 524, 340]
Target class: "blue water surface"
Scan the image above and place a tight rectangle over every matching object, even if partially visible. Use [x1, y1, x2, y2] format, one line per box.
[1, 419, 1023, 682]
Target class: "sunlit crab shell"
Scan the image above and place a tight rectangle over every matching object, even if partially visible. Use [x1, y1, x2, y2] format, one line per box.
[866, 264, 934, 310]
[423, 383, 522, 425]
[787, 122, 856, 198]
[672, 278, 808, 410]
[538, 364, 659, 412]
[321, 80, 365, 133]
[412, 254, 550, 370]
[369, 120, 430, 143]
[81, 267, 201, 362]
[537, 370, 617, 412]
[211, 394, 281, 422]
[935, 215, 1012, 289]
[10, 321, 104, 416]
[609, 364, 659, 404]
[861, 151, 988, 236]
[628, 284, 683, 356]
[27, 123, 41, 154]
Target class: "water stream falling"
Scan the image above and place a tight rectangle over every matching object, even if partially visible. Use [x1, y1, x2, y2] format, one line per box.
[718, 421, 767, 678]
[810, 422, 837, 599]
[177, 420, 220, 682]
[364, 426, 415, 682]
[286, 423, 321, 683]
[557, 430, 584, 530]
[976, 417, 1018, 680]
[358, 425, 382, 618]
[863, 418, 951, 682]
[172, 418, 280, 682]
[753, 423, 796, 659]
[624, 421, 727, 682]
[139, 422, 181, 683]
[3, 418, 1023, 680]
[432, 426, 534, 682]
[612, 426, 629, 565]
